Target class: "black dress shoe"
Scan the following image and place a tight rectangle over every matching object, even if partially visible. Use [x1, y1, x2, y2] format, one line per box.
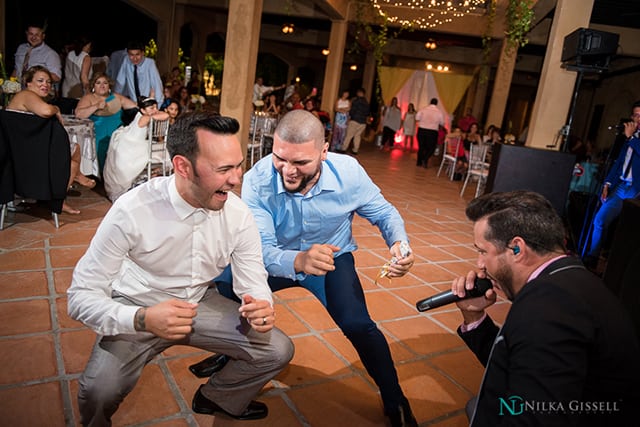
[385, 399, 418, 427]
[189, 354, 229, 378]
[192, 385, 268, 420]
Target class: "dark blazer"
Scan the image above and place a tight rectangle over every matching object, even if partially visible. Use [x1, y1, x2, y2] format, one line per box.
[459, 256, 640, 426]
[0, 110, 71, 213]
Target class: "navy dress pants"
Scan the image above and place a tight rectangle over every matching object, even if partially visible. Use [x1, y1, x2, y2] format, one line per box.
[215, 252, 405, 411]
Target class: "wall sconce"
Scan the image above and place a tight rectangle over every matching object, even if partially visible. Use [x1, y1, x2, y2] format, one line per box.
[349, 64, 358, 71]
[425, 39, 437, 50]
[322, 48, 330, 56]
[281, 23, 295, 34]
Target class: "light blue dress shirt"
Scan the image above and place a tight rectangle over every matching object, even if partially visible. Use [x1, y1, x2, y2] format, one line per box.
[114, 56, 164, 104]
[242, 152, 409, 281]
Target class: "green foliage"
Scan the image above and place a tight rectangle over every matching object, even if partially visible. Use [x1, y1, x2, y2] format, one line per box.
[204, 53, 224, 82]
[480, 0, 498, 84]
[348, 1, 412, 106]
[505, 0, 535, 53]
[145, 39, 158, 59]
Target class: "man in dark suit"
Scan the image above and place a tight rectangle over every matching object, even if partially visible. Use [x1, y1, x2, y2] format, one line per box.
[450, 190, 640, 427]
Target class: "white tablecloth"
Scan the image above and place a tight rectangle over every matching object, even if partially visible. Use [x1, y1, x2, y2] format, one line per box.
[62, 115, 99, 178]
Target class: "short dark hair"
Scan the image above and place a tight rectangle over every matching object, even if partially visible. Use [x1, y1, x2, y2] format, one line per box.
[167, 111, 238, 164]
[632, 100, 640, 110]
[126, 40, 145, 52]
[465, 190, 566, 254]
[430, 98, 438, 105]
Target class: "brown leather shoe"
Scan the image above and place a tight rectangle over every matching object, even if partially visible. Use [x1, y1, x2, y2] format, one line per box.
[192, 385, 268, 420]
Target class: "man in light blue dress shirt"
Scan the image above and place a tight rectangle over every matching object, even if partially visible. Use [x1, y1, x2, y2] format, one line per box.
[199, 110, 419, 426]
[114, 41, 164, 105]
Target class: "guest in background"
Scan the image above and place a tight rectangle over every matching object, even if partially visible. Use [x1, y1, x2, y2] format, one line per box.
[12, 22, 62, 87]
[380, 97, 402, 151]
[114, 40, 164, 106]
[8, 66, 91, 214]
[102, 97, 170, 202]
[176, 85, 191, 113]
[402, 103, 417, 151]
[61, 36, 93, 99]
[75, 72, 137, 174]
[415, 98, 445, 168]
[253, 77, 285, 103]
[456, 107, 477, 133]
[340, 87, 370, 155]
[283, 79, 299, 104]
[463, 123, 483, 156]
[163, 99, 181, 126]
[159, 85, 173, 110]
[330, 90, 351, 152]
[584, 100, 640, 270]
[264, 93, 281, 115]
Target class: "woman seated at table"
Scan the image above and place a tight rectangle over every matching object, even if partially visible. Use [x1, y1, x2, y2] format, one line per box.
[102, 97, 169, 202]
[163, 99, 181, 126]
[75, 72, 137, 175]
[7, 65, 91, 215]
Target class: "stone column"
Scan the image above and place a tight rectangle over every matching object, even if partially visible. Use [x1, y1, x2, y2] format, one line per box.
[362, 50, 376, 103]
[220, 0, 263, 161]
[526, 0, 595, 149]
[473, 65, 490, 125]
[485, 38, 518, 131]
[320, 20, 348, 115]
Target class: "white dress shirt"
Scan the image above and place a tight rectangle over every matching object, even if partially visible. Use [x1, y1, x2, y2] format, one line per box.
[67, 175, 271, 336]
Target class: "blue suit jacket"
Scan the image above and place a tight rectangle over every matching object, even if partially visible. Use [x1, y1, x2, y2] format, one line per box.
[605, 135, 640, 195]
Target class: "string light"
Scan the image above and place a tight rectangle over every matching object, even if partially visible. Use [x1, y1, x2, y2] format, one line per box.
[322, 48, 330, 56]
[425, 62, 451, 72]
[372, 0, 486, 29]
[281, 23, 295, 34]
[425, 39, 437, 50]
[350, 64, 358, 71]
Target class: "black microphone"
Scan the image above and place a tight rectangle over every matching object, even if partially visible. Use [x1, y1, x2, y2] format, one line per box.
[607, 124, 625, 132]
[416, 278, 493, 312]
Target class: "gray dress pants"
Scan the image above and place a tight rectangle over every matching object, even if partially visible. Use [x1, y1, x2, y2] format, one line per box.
[77, 288, 294, 427]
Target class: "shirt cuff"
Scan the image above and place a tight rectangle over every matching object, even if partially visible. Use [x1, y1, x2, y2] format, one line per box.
[459, 313, 487, 333]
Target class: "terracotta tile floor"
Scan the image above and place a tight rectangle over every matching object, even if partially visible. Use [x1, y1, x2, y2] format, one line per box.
[0, 141, 513, 426]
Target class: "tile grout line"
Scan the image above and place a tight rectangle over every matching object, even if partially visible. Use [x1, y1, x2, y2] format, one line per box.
[43, 237, 77, 427]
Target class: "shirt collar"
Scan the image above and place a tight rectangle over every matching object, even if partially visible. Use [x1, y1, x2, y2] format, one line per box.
[168, 175, 218, 220]
[527, 254, 567, 283]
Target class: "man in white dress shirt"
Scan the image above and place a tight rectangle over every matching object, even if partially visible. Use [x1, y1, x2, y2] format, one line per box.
[68, 112, 294, 426]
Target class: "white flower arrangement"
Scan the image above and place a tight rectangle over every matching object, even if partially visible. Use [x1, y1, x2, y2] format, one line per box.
[191, 94, 206, 105]
[2, 80, 21, 94]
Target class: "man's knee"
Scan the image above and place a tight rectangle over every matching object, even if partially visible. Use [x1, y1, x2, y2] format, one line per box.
[78, 370, 130, 421]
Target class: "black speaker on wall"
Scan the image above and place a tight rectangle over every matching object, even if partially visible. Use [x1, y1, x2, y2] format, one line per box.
[484, 144, 576, 215]
[604, 199, 640, 342]
[561, 27, 619, 70]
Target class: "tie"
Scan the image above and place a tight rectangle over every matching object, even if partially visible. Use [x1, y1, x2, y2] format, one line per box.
[623, 152, 632, 181]
[133, 64, 141, 100]
[21, 46, 33, 75]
